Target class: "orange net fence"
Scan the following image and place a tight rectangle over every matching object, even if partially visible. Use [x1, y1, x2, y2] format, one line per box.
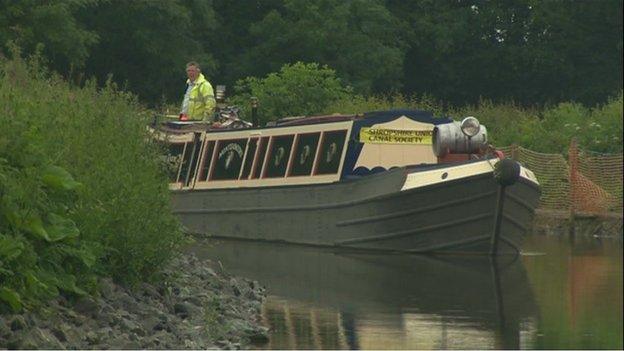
[498, 142, 623, 216]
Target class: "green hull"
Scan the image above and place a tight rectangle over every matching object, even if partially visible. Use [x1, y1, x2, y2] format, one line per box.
[173, 166, 540, 255]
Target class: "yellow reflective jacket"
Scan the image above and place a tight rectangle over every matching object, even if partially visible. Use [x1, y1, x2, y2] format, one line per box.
[186, 73, 216, 121]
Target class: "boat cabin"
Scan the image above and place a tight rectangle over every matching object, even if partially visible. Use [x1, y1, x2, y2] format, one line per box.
[151, 110, 485, 190]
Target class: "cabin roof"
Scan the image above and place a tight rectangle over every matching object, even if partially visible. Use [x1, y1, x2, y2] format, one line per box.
[154, 109, 452, 136]
[361, 109, 451, 125]
[271, 114, 359, 126]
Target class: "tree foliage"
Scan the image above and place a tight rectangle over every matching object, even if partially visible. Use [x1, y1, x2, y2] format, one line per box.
[233, 0, 406, 94]
[0, 0, 99, 73]
[389, 0, 623, 106]
[232, 62, 350, 123]
[1, 0, 620, 107]
[76, 0, 219, 103]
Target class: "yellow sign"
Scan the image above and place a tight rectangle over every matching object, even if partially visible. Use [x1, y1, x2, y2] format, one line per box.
[360, 128, 433, 145]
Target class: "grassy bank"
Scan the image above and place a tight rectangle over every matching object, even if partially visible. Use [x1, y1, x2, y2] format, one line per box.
[0, 55, 181, 312]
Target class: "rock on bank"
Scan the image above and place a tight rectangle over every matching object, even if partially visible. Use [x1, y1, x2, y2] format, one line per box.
[0, 254, 268, 349]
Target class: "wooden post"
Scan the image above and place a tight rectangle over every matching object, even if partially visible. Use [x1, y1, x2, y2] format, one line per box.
[510, 143, 519, 161]
[251, 97, 259, 127]
[568, 138, 578, 234]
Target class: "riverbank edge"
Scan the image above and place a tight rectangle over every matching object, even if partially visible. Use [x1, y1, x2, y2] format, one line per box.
[533, 208, 623, 237]
[0, 253, 269, 349]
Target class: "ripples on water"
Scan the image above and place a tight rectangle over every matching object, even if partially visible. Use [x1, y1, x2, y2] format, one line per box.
[188, 233, 623, 349]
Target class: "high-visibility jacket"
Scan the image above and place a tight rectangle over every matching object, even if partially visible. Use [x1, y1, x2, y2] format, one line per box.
[185, 73, 216, 121]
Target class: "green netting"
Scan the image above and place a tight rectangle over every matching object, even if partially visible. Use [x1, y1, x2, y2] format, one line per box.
[577, 151, 623, 213]
[497, 144, 622, 215]
[517, 146, 570, 210]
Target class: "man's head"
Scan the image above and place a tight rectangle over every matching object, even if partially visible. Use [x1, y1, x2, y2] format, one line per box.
[186, 61, 201, 82]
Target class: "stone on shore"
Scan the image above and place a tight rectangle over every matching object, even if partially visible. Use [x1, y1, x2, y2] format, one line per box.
[0, 254, 268, 349]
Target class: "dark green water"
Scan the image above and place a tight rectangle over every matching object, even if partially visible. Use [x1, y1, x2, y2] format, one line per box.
[190, 234, 623, 349]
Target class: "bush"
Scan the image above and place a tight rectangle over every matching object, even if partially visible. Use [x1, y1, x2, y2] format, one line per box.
[231, 62, 351, 124]
[578, 93, 623, 154]
[324, 92, 623, 154]
[453, 100, 542, 149]
[0, 133, 93, 312]
[450, 95, 623, 154]
[0, 52, 181, 313]
[324, 93, 446, 116]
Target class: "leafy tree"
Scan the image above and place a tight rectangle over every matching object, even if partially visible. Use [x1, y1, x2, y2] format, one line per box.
[526, 0, 623, 105]
[0, 0, 99, 73]
[77, 0, 219, 104]
[232, 62, 351, 123]
[230, 0, 407, 95]
[210, 0, 284, 87]
[389, 0, 540, 104]
[388, 0, 623, 106]
[2, 0, 622, 110]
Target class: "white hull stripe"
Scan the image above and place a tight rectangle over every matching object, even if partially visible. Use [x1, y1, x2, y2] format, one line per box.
[401, 159, 539, 191]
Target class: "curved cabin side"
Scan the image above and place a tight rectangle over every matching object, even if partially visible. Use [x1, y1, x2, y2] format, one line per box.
[342, 110, 452, 177]
[156, 110, 454, 191]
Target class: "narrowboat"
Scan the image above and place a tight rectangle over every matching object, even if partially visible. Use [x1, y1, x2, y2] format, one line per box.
[151, 109, 540, 255]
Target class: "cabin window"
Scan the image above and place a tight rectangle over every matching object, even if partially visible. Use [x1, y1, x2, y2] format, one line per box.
[240, 138, 258, 179]
[315, 130, 347, 175]
[197, 140, 215, 182]
[166, 142, 187, 183]
[251, 137, 269, 179]
[290, 133, 320, 176]
[211, 139, 248, 180]
[264, 135, 294, 178]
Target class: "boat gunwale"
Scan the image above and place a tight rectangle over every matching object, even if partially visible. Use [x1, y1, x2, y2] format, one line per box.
[172, 171, 539, 215]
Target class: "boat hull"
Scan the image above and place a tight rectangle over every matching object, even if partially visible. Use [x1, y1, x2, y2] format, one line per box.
[172, 164, 540, 255]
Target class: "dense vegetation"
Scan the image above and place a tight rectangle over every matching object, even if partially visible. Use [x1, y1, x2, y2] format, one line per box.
[0, 0, 621, 107]
[327, 92, 624, 154]
[0, 54, 181, 312]
[233, 62, 623, 154]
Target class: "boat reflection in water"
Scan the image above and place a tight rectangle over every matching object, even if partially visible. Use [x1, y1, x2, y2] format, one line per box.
[189, 239, 540, 349]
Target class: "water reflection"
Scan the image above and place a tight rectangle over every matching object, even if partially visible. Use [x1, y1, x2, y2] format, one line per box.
[522, 235, 623, 349]
[189, 240, 539, 349]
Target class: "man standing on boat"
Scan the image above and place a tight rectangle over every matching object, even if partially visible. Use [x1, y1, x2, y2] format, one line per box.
[179, 61, 216, 122]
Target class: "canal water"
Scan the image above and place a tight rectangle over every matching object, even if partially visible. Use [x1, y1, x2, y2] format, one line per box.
[189, 233, 623, 349]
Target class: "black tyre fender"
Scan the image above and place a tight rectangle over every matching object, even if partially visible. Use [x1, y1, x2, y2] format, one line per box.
[494, 158, 521, 186]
